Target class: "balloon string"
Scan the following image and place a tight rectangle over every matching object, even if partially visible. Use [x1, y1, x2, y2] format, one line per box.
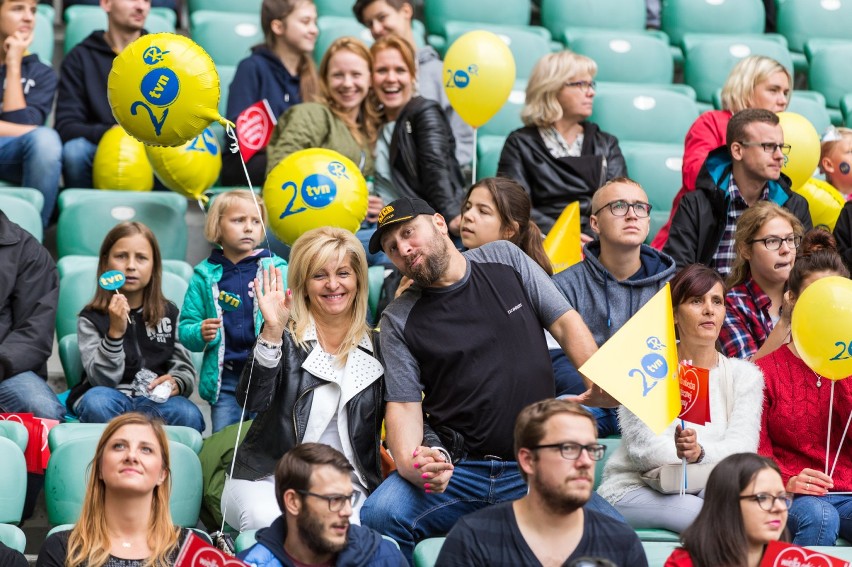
[471, 127, 478, 183]
[830, 410, 852, 479]
[827, 379, 835, 476]
[224, 123, 271, 253]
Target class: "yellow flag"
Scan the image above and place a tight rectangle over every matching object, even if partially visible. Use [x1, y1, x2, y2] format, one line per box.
[579, 283, 680, 434]
[543, 201, 582, 274]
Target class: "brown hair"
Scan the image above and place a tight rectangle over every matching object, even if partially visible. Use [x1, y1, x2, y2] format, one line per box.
[352, 0, 411, 25]
[260, 0, 319, 103]
[513, 399, 595, 481]
[274, 443, 354, 512]
[670, 264, 725, 308]
[369, 34, 417, 121]
[84, 222, 165, 328]
[727, 201, 803, 289]
[788, 228, 849, 297]
[465, 177, 552, 275]
[317, 37, 381, 147]
[66, 413, 177, 567]
[727, 108, 780, 153]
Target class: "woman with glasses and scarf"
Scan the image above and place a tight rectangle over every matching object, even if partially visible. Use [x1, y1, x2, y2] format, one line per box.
[497, 50, 627, 242]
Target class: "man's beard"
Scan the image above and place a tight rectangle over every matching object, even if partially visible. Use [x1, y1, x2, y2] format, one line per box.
[405, 230, 450, 287]
[297, 509, 348, 557]
[531, 472, 591, 515]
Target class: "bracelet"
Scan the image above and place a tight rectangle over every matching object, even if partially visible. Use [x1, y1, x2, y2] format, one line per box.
[256, 336, 282, 350]
[694, 445, 705, 464]
[430, 446, 452, 464]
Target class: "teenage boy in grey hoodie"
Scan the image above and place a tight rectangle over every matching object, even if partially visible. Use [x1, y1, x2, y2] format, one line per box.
[553, 177, 676, 436]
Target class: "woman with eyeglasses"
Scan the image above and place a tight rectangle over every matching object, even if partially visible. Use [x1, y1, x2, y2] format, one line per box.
[756, 228, 852, 546]
[719, 202, 804, 361]
[497, 50, 627, 241]
[665, 453, 790, 567]
[597, 264, 764, 533]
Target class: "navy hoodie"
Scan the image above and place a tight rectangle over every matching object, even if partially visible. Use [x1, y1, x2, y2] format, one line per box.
[226, 45, 302, 123]
[0, 53, 56, 125]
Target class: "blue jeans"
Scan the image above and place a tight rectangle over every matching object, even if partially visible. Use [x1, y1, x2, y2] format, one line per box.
[62, 137, 96, 189]
[588, 407, 621, 438]
[210, 366, 252, 433]
[75, 386, 205, 432]
[360, 459, 626, 562]
[788, 494, 852, 546]
[0, 128, 62, 225]
[0, 371, 66, 421]
[356, 223, 391, 267]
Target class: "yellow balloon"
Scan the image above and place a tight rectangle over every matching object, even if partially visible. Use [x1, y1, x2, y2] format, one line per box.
[794, 177, 846, 231]
[791, 275, 852, 380]
[145, 127, 222, 201]
[93, 126, 153, 191]
[108, 33, 229, 147]
[263, 149, 368, 246]
[778, 111, 820, 191]
[443, 31, 516, 128]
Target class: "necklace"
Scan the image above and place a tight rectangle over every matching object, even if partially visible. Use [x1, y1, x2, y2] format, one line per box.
[814, 370, 823, 388]
[121, 542, 132, 549]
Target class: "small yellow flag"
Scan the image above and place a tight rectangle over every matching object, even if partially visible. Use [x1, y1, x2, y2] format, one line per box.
[543, 201, 582, 274]
[579, 283, 680, 434]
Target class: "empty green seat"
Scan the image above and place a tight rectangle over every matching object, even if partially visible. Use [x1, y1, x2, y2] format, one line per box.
[412, 538, 446, 567]
[190, 10, 262, 67]
[217, 64, 236, 117]
[443, 23, 551, 80]
[777, 0, 852, 68]
[540, 0, 645, 42]
[476, 135, 507, 181]
[32, 10, 54, 66]
[187, 0, 261, 15]
[314, 16, 375, 65]
[0, 421, 28, 453]
[480, 81, 526, 138]
[64, 7, 174, 54]
[424, 0, 531, 38]
[642, 541, 680, 565]
[569, 31, 673, 84]
[661, 0, 765, 48]
[808, 44, 852, 126]
[787, 91, 832, 137]
[590, 87, 699, 144]
[0, 524, 25, 554]
[2, 187, 43, 212]
[0, 194, 42, 242]
[235, 529, 258, 553]
[58, 334, 84, 389]
[58, 188, 188, 211]
[620, 142, 683, 213]
[0, 437, 27, 524]
[49, 422, 203, 454]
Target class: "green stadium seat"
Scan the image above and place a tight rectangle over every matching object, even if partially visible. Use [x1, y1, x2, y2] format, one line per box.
[540, 0, 645, 42]
[45, 436, 202, 526]
[187, 0, 261, 16]
[0, 194, 42, 242]
[808, 44, 852, 126]
[661, 0, 765, 49]
[476, 135, 506, 181]
[58, 334, 83, 389]
[190, 10, 262, 67]
[787, 91, 832, 138]
[594, 437, 620, 491]
[596, 81, 697, 100]
[56, 198, 188, 259]
[314, 16, 375, 65]
[0, 437, 26, 524]
[316, 0, 355, 18]
[368, 265, 385, 321]
[423, 0, 537, 53]
[235, 529, 258, 553]
[57, 255, 195, 283]
[443, 23, 551, 80]
[64, 7, 174, 54]
[683, 35, 793, 105]
[648, 210, 670, 246]
[217, 64, 236, 117]
[37, 3, 55, 22]
[0, 421, 28, 453]
[590, 87, 699, 144]
[412, 538, 445, 567]
[777, 0, 852, 72]
[642, 540, 679, 564]
[1, 187, 43, 212]
[32, 10, 54, 66]
[0, 524, 25, 554]
[479, 81, 526, 138]
[620, 142, 682, 213]
[49, 422, 203, 454]
[569, 31, 673, 84]
[58, 188, 188, 211]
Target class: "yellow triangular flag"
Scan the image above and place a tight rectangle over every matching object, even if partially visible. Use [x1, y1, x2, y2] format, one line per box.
[579, 283, 680, 434]
[543, 201, 582, 274]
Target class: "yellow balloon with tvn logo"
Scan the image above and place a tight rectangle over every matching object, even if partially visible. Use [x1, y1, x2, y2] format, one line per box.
[443, 30, 516, 128]
[263, 148, 368, 246]
[145, 127, 222, 201]
[108, 33, 229, 147]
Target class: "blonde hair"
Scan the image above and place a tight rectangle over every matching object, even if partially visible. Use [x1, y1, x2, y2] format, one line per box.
[521, 50, 597, 128]
[820, 127, 852, 165]
[66, 413, 178, 567]
[286, 227, 370, 360]
[727, 201, 803, 288]
[720, 55, 790, 113]
[317, 37, 381, 147]
[204, 190, 268, 245]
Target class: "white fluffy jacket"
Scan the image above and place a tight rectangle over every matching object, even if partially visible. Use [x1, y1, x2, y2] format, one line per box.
[597, 355, 765, 505]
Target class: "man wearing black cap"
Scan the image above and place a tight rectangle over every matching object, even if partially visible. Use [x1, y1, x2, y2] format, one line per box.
[361, 197, 622, 561]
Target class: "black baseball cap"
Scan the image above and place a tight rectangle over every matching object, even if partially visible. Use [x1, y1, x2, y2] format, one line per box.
[368, 197, 436, 254]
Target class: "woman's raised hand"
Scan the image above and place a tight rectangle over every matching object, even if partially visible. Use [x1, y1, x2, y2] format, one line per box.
[255, 267, 290, 341]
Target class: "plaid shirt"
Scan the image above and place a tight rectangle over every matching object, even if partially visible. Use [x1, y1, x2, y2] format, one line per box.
[711, 177, 770, 276]
[719, 276, 775, 359]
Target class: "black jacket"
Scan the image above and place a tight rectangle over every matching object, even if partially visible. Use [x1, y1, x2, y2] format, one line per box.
[834, 200, 852, 271]
[389, 96, 465, 220]
[497, 122, 627, 234]
[663, 145, 813, 269]
[232, 330, 384, 492]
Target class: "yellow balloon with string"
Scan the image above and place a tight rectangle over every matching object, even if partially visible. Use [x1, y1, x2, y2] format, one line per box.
[108, 33, 230, 147]
[93, 126, 154, 191]
[145, 127, 222, 201]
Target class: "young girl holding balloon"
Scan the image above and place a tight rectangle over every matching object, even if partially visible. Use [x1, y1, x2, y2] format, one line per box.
[179, 190, 288, 432]
[69, 222, 204, 432]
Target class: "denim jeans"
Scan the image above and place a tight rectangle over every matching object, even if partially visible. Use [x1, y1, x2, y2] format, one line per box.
[356, 222, 391, 267]
[0, 371, 66, 421]
[211, 365, 253, 433]
[788, 494, 852, 546]
[0, 127, 62, 225]
[360, 458, 626, 562]
[75, 386, 205, 432]
[62, 137, 97, 190]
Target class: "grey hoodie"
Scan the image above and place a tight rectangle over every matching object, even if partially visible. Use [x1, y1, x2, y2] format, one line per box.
[553, 241, 676, 346]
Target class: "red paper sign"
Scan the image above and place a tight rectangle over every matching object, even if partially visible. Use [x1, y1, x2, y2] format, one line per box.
[0, 413, 59, 474]
[678, 364, 710, 425]
[175, 533, 249, 567]
[235, 99, 276, 162]
[760, 541, 850, 567]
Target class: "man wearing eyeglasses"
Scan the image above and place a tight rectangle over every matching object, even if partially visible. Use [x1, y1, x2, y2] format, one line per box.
[237, 443, 407, 567]
[437, 399, 647, 566]
[552, 178, 676, 436]
[663, 108, 812, 276]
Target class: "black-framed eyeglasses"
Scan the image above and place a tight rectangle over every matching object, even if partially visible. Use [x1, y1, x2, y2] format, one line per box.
[592, 200, 652, 218]
[749, 235, 802, 251]
[739, 492, 792, 511]
[738, 141, 792, 155]
[296, 490, 360, 512]
[564, 80, 596, 93]
[529, 442, 607, 461]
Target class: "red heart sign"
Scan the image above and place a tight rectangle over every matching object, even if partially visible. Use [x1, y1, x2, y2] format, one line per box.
[174, 533, 249, 567]
[761, 541, 850, 567]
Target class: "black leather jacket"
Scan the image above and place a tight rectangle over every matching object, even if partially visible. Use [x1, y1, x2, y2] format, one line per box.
[232, 330, 384, 492]
[497, 122, 627, 234]
[389, 96, 465, 220]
